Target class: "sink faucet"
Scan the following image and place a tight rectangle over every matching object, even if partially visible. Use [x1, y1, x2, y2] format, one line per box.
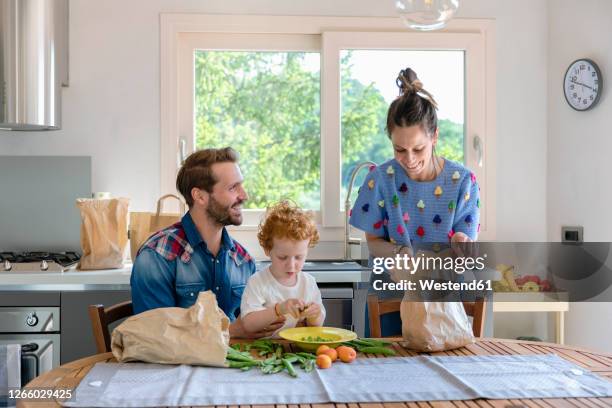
[344, 161, 377, 260]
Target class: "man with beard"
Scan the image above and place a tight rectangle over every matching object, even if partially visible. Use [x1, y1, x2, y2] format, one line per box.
[131, 147, 285, 338]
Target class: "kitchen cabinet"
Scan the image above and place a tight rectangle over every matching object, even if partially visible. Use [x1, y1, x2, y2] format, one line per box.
[60, 290, 131, 363]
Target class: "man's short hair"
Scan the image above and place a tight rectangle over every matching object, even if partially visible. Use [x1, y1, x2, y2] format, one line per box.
[176, 147, 239, 207]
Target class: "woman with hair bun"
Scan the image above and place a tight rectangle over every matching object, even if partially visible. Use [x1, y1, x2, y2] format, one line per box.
[349, 68, 481, 335]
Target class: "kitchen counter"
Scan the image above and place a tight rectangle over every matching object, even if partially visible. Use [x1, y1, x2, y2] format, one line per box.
[0, 261, 371, 291]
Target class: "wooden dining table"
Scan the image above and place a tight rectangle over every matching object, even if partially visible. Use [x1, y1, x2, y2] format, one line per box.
[17, 337, 612, 408]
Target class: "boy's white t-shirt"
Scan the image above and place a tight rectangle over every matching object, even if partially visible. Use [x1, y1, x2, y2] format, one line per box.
[240, 267, 326, 336]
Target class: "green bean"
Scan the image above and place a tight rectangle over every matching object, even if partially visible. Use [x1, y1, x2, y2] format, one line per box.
[358, 346, 396, 356]
[303, 359, 315, 373]
[271, 365, 285, 374]
[226, 353, 254, 363]
[227, 361, 258, 368]
[241, 365, 253, 371]
[283, 355, 299, 364]
[296, 352, 317, 360]
[360, 338, 392, 347]
[282, 359, 298, 377]
[350, 339, 376, 347]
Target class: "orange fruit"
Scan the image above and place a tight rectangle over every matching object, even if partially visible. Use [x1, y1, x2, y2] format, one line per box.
[322, 348, 338, 362]
[316, 354, 332, 369]
[316, 345, 330, 355]
[336, 346, 357, 363]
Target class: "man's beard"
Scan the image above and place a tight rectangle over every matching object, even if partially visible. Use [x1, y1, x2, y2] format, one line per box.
[206, 195, 243, 226]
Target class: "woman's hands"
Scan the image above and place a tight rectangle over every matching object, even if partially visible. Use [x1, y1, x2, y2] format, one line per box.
[451, 232, 477, 257]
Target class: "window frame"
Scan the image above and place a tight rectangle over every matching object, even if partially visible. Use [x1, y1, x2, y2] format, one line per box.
[161, 15, 496, 255]
[177, 32, 322, 226]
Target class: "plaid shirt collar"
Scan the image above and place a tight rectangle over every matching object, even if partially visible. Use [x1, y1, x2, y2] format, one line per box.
[141, 212, 250, 266]
[182, 212, 236, 254]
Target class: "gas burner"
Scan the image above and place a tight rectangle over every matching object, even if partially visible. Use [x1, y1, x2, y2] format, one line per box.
[0, 251, 80, 272]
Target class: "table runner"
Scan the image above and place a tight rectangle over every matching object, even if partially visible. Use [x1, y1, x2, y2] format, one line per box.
[62, 354, 612, 407]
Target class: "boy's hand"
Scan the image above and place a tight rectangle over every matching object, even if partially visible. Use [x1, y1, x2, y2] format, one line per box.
[279, 299, 304, 319]
[301, 302, 321, 320]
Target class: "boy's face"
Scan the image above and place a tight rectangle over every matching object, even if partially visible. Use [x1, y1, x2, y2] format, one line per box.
[267, 238, 310, 282]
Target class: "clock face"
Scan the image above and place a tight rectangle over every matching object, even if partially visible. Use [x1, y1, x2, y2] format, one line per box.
[564, 59, 602, 111]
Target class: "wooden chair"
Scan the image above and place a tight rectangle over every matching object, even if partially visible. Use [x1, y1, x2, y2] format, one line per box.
[88, 301, 133, 353]
[367, 294, 486, 338]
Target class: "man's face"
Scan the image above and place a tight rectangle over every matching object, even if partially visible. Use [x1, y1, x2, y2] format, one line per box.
[205, 162, 248, 226]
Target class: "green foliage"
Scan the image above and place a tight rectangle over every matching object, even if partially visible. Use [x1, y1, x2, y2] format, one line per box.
[194, 51, 464, 210]
[195, 51, 320, 209]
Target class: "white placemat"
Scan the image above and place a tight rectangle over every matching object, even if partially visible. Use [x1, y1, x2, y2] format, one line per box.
[427, 354, 612, 399]
[62, 354, 612, 407]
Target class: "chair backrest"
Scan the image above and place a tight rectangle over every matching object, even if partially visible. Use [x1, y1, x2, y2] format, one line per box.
[88, 301, 133, 353]
[367, 294, 486, 338]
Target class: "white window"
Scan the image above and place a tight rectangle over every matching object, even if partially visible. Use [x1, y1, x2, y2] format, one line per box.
[161, 15, 496, 256]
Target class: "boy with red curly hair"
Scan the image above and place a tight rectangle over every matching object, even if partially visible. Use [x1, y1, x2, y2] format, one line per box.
[241, 200, 325, 336]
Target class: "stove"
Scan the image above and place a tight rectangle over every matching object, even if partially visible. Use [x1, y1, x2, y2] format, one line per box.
[0, 252, 80, 272]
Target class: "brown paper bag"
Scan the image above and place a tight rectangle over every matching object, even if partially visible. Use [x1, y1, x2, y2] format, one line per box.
[129, 194, 186, 260]
[76, 198, 130, 270]
[111, 291, 229, 366]
[400, 301, 474, 352]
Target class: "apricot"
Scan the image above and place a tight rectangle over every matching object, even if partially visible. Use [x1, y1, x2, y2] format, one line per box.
[322, 348, 338, 362]
[336, 346, 357, 363]
[316, 345, 330, 355]
[316, 354, 332, 369]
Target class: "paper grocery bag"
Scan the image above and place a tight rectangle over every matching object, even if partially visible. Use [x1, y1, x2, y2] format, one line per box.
[76, 198, 129, 270]
[400, 301, 474, 352]
[111, 291, 229, 367]
[129, 194, 186, 260]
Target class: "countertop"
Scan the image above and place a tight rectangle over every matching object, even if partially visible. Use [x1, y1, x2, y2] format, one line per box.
[0, 261, 370, 291]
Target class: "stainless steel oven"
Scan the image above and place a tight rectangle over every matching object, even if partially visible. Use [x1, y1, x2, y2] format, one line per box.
[0, 307, 60, 386]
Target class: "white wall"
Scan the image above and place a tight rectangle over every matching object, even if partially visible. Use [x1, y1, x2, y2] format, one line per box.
[0, 0, 549, 243]
[547, 0, 612, 353]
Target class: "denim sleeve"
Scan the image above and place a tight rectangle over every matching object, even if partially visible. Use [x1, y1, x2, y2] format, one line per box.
[130, 248, 177, 314]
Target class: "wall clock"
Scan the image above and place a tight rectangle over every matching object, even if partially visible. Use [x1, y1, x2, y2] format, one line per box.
[563, 58, 602, 111]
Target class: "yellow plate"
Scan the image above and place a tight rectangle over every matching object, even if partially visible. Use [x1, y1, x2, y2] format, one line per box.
[278, 326, 357, 352]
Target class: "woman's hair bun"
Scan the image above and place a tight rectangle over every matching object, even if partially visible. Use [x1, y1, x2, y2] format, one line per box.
[396, 68, 423, 96]
[395, 67, 438, 109]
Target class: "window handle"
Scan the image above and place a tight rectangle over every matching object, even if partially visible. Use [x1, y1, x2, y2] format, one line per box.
[473, 135, 483, 167]
[178, 138, 187, 165]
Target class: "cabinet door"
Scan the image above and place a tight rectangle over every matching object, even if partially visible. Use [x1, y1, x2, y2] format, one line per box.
[61, 291, 131, 363]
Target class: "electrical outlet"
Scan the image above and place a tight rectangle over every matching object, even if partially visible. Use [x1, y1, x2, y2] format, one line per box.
[561, 226, 583, 243]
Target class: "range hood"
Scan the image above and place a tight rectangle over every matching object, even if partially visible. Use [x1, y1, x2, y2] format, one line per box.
[0, 0, 69, 131]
